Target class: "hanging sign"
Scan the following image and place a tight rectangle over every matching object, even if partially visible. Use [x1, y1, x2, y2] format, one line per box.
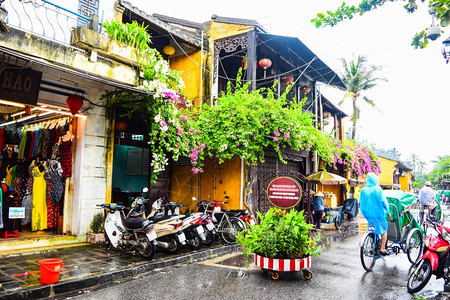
[9, 207, 25, 219]
[0, 67, 42, 105]
[266, 177, 302, 209]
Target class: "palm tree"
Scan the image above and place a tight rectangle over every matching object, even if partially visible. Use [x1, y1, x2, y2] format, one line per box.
[338, 55, 387, 140]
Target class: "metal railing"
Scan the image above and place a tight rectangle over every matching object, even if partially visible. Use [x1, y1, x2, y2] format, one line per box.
[3, 0, 103, 45]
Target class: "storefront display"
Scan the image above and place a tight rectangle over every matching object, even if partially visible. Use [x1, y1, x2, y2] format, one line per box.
[0, 117, 73, 237]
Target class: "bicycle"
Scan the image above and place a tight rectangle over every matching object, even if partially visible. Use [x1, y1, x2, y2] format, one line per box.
[360, 191, 424, 271]
[197, 197, 246, 244]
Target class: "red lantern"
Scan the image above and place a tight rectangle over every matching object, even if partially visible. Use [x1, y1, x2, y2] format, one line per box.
[24, 106, 32, 115]
[300, 86, 311, 94]
[258, 58, 272, 69]
[66, 95, 84, 115]
[282, 75, 294, 84]
[115, 120, 128, 132]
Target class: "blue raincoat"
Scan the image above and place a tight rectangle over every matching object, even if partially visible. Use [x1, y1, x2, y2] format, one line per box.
[360, 173, 389, 234]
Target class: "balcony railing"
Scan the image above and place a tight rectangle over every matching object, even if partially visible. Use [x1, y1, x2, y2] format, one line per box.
[3, 0, 102, 45]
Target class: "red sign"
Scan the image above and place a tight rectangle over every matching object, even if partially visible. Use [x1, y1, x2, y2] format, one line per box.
[266, 177, 302, 209]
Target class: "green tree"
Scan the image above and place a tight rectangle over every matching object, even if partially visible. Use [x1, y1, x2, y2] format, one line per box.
[428, 155, 450, 188]
[312, 0, 450, 49]
[338, 55, 387, 140]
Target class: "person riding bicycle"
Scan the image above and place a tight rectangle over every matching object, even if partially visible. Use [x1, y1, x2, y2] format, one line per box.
[418, 181, 436, 222]
[360, 173, 391, 256]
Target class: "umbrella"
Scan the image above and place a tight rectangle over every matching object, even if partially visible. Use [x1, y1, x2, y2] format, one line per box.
[305, 171, 348, 185]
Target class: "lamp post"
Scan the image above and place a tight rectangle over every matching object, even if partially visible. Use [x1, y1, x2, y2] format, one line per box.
[442, 37, 450, 64]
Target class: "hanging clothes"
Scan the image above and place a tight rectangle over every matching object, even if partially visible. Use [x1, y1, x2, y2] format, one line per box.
[60, 139, 72, 178]
[32, 129, 40, 158]
[0, 186, 3, 229]
[21, 194, 32, 226]
[5, 164, 13, 186]
[46, 160, 64, 204]
[35, 128, 45, 157]
[0, 127, 5, 153]
[31, 165, 47, 231]
[18, 130, 27, 159]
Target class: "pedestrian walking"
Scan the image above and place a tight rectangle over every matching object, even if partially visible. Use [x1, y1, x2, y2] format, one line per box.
[313, 191, 325, 231]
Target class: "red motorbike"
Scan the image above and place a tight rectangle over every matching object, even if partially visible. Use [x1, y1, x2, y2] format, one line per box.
[407, 220, 450, 293]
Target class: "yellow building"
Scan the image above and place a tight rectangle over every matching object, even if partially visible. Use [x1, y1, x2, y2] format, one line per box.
[113, 4, 346, 215]
[376, 150, 412, 191]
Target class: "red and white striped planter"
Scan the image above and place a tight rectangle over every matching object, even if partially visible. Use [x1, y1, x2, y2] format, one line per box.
[254, 253, 311, 271]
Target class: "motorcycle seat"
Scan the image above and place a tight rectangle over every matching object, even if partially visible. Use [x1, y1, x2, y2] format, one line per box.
[123, 217, 152, 230]
[148, 215, 178, 222]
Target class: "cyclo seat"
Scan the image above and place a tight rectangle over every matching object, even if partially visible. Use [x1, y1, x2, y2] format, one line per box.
[123, 217, 152, 229]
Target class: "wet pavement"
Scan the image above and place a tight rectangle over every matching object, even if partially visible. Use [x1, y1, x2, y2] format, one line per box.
[1, 208, 450, 299]
[0, 241, 239, 299]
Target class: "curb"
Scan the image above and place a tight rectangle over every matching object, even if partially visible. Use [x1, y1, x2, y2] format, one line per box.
[1, 244, 241, 300]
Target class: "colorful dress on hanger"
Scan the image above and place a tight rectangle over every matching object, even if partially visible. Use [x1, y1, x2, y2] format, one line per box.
[5, 165, 13, 186]
[0, 127, 5, 152]
[18, 130, 27, 159]
[60, 139, 72, 178]
[31, 166, 47, 231]
[45, 160, 63, 228]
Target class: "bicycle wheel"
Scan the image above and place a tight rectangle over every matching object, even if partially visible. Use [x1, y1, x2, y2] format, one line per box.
[406, 228, 424, 264]
[360, 233, 377, 271]
[407, 259, 432, 293]
[221, 217, 246, 244]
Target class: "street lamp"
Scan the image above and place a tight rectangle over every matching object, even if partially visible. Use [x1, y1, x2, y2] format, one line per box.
[442, 37, 450, 64]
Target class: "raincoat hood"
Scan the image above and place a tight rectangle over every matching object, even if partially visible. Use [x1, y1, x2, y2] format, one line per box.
[366, 173, 379, 188]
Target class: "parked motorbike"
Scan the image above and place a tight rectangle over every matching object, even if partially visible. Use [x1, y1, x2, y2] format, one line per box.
[407, 219, 450, 293]
[129, 196, 187, 254]
[152, 199, 207, 250]
[97, 192, 157, 259]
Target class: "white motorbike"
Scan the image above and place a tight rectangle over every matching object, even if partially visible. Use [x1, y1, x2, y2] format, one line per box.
[97, 197, 157, 259]
[130, 196, 187, 254]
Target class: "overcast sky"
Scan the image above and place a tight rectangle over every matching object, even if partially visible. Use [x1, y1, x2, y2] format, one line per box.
[131, 0, 449, 171]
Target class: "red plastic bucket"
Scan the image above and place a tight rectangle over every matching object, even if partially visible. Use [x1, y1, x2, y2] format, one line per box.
[39, 259, 63, 284]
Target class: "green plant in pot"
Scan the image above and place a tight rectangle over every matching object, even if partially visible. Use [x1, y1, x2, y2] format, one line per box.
[90, 212, 105, 234]
[237, 208, 323, 265]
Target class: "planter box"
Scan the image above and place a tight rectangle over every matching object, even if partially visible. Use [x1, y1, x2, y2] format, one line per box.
[87, 233, 106, 244]
[254, 253, 311, 271]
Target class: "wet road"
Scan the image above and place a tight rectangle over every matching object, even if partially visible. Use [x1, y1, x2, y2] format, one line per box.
[65, 225, 450, 300]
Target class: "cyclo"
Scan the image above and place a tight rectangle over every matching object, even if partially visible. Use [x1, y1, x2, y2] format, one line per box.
[360, 190, 424, 271]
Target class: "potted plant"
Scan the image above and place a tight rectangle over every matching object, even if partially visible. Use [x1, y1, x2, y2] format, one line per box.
[87, 212, 106, 244]
[236, 208, 323, 280]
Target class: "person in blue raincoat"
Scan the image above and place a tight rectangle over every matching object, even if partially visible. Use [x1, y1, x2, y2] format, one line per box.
[360, 173, 391, 255]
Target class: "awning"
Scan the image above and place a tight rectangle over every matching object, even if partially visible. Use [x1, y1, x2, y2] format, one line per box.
[257, 33, 346, 89]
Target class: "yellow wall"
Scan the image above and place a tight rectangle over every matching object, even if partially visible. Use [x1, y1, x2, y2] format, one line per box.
[399, 171, 412, 191]
[378, 157, 396, 187]
[170, 157, 244, 213]
[170, 51, 202, 107]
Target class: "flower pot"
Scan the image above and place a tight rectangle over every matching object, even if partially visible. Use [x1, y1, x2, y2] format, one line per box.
[254, 253, 311, 271]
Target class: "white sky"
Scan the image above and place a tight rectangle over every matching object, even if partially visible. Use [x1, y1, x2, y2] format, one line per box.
[130, 0, 449, 171]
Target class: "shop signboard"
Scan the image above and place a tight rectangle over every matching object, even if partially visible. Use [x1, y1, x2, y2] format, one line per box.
[9, 207, 25, 219]
[266, 177, 302, 209]
[0, 66, 42, 105]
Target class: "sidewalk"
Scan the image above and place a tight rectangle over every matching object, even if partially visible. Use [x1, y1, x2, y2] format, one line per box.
[0, 242, 240, 299]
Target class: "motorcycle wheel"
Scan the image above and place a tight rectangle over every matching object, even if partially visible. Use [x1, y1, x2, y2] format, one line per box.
[407, 259, 432, 293]
[406, 228, 424, 264]
[221, 217, 246, 244]
[360, 233, 377, 271]
[166, 235, 181, 254]
[202, 225, 215, 247]
[188, 232, 203, 250]
[136, 235, 155, 259]
[334, 216, 342, 230]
